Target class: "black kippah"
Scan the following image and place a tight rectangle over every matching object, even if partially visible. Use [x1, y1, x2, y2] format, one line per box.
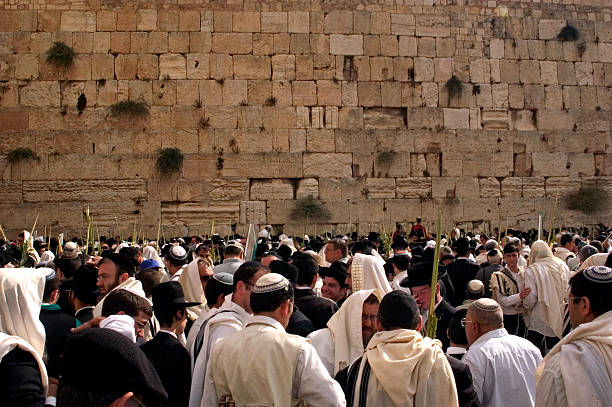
[378, 290, 419, 330]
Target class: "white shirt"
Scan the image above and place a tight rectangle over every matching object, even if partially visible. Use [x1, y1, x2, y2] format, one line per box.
[391, 270, 411, 294]
[203, 315, 345, 407]
[189, 301, 250, 407]
[463, 328, 542, 407]
[307, 328, 334, 375]
[446, 346, 467, 358]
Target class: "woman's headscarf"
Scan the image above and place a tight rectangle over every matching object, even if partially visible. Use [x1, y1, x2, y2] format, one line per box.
[349, 253, 392, 294]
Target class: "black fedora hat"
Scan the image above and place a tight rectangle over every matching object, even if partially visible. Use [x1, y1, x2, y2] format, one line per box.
[152, 281, 200, 309]
[319, 261, 348, 282]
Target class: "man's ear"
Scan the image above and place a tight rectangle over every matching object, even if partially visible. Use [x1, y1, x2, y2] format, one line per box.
[375, 318, 384, 332]
[416, 315, 423, 332]
[118, 273, 130, 284]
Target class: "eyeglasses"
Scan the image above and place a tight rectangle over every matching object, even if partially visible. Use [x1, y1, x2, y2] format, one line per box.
[563, 296, 584, 306]
[134, 320, 148, 330]
[362, 314, 377, 323]
[461, 318, 475, 328]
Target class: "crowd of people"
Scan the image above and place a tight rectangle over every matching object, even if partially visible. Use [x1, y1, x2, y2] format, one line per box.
[0, 220, 611, 407]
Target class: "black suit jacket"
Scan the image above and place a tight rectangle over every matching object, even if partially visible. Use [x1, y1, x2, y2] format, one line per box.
[433, 299, 457, 351]
[294, 288, 338, 330]
[446, 355, 480, 407]
[0, 348, 47, 407]
[286, 305, 315, 337]
[476, 263, 503, 298]
[141, 331, 191, 407]
[446, 259, 481, 306]
[39, 307, 76, 377]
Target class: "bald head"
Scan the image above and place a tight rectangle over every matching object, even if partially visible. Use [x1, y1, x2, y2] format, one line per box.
[465, 298, 504, 345]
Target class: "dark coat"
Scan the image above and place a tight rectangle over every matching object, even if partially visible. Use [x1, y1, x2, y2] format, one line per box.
[0, 348, 47, 407]
[39, 306, 76, 377]
[294, 287, 338, 330]
[446, 355, 481, 407]
[446, 259, 481, 306]
[476, 263, 503, 298]
[141, 331, 191, 407]
[433, 299, 457, 351]
[75, 306, 94, 325]
[286, 305, 315, 337]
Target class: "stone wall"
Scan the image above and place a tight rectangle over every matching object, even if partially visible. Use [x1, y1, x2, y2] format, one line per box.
[0, 0, 610, 238]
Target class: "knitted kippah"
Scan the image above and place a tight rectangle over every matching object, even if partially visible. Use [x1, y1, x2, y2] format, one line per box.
[472, 298, 501, 312]
[253, 273, 289, 294]
[467, 279, 484, 294]
[583, 266, 612, 283]
[213, 272, 234, 286]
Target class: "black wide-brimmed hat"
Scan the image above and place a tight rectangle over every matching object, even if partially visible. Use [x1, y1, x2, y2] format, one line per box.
[152, 281, 200, 309]
[319, 261, 348, 282]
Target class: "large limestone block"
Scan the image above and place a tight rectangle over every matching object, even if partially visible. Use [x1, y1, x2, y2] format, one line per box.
[544, 177, 581, 197]
[501, 178, 522, 198]
[536, 110, 575, 131]
[159, 54, 186, 79]
[240, 201, 267, 224]
[303, 153, 352, 177]
[232, 12, 260, 33]
[364, 107, 405, 128]
[20, 81, 60, 107]
[431, 177, 456, 198]
[364, 178, 396, 199]
[396, 178, 431, 198]
[522, 177, 545, 198]
[261, 12, 287, 33]
[23, 180, 147, 202]
[391, 14, 415, 35]
[479, 177, 501, 198]
[233, 55, 271, 80]
[288, 11, 309, 34]
[519, 60, 540, 84]
[250, 179, 294, 200]
[531, 152, 568, 177]
[414, 57, 434, 82]
[323, 11, 353, 34]
[416, 15, 450, 37]
[538, 20, 566, 40]
[15, 54, 39, 80]
[272, 54, 295, 80]
[567, 153, 595, 177]
[236, 153, 302, 178]
[296, 178, 319, 199]
[454, 177, 479, 198]
[212, 33, 252, 54]
[443, 109, 469, 129]
[330, 35, 363, 55]
[60, 11, 96, 32]
[462, 152, 513, 177]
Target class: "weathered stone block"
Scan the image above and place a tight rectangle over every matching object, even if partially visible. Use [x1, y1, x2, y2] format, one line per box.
[296, 178, 319, 199]
[232, 12, 260, 33]
[364, 178, 395, 198]
[539, 20, 566, 40]
[303, 153, 352, 177]
[396, 178, 431, 198]
[479, 177, 501, 198]
[250, 179, 294, 200]
[261, 12, 287, 33]
[212, 33, 252, 54]
[443, 109, 469, 129]
[159, 54, 186, 80]
[20, 81, 60, 107]
[271, 54, 295, 80]
[414, 57, 434, 82]
[531, 152, 568, 177]
[60, 11, 96, 32]
[330, 35, 363, 56]
[233, 55, 271, 80]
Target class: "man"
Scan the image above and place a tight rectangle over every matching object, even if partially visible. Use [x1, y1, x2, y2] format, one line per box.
[475, 240, 498, 266]
[324, 238, 349, 264]
[204, 273, 345, 406]
[70, 265, 99, 326]
[293, 253, 339, 330]
[457, 280, 485, 310]
[308, 289, 381, 375]
[319, 261, 349, 307]
[463, 298, 542, 407]
[39, 268, 76, 377]
[141, 282, 200, 407]
[522, 240, 569, 355]
[568, 244, 598, 271]
[475, 250, 503, 298]
[410, 217, 427, 240]
[447, 237, 481, 306]
[188, 261, 268, 407]
[93, 252, 143, 317]
[341, 290, 457, 406]
[203, 272, 233, 309]
[490, 244, 528, 336]
[554, 233, 576, 263]
[389, 253, 411, 292]
[400, 261, 457, 350]
[57, 328, 167, 406]
[164, 245, 189, 281]
[535, 266, 612, 407]
[101, 289, 154, 341]
[212, 243, 244, 275]
[446, 309, 469, 360]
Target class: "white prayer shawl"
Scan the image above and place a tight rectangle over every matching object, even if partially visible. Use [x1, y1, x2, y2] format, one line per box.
[99, 314, 137, 343]
[309, 289, 382, 375]
[350, 254, 392, 294]
[178, 259, 207, 319]
[114, 242, 130, 253]
[93, 277, 149, 318]
[142, 245, 164, 266]
[578, 253, 609, 271]
[536, 311, 612, 407]
[524, 241, 568, 339]
[189, 301, 249, 407]
[186, 303, 213, 360]
[0, 268, 47, 357]
[0, 333, 48, 396]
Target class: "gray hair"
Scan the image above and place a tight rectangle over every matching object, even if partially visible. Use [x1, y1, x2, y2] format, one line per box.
[579, 245, 599, 262]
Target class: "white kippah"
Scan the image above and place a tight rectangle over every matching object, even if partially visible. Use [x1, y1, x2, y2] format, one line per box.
[583, 266, 612, 283]
[472, 298, 501, 312]
[467, 279, 484, 294]
[253, 273, 289, 294]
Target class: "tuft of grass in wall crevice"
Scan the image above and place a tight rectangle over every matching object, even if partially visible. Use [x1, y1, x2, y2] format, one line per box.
[5, 147, 40, 164]
[46, 41, 75, 69]
[155, 148, 184, 177]
[566, 186, 606, 215]
[109, 100, 149, 118]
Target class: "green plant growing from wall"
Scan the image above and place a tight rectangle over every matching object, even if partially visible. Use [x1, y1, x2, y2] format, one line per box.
[5, 147, 40, 164]
[46, 41, 75, 69]
[291, 195, 331, 222]
[109, 100, 149, 118]
[377, 151, 396, 166]
[265, 96, 277, 106]
[558, 24, 579, 41]
[566, 186, 606, 215]
[445, 75, 463, 98]
[155, 148, 184, 177]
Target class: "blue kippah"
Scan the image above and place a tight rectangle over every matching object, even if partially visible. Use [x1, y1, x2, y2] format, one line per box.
[583, 266, 612, 283]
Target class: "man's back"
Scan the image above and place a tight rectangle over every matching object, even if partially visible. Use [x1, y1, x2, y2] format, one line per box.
[294, 287, 338, 330]
[447, 259, 481, 306]
[463, 328, 542, 407]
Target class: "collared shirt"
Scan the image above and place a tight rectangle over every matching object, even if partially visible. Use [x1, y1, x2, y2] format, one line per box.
[212, 258, 243, 275]
[391, 270, 410, 293]
[446, 346, 467, 357]
[158, 329, 178, 339]
[203, 315, 345, 407]
[463, 328, 542, 407]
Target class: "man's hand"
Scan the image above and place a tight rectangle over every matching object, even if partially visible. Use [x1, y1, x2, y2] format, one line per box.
[71, 316, 105, 333]
[519, 287, 531, 300]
